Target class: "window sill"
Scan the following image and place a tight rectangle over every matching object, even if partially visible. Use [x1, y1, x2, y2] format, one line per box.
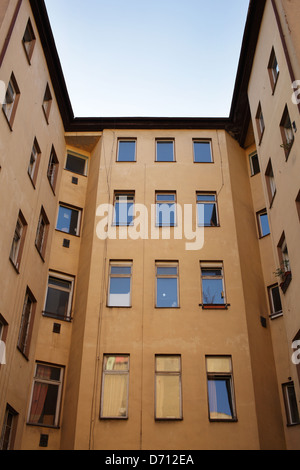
[26, 422, 60, 429]
[42, 312, 72, 322]
[200, 304, 230, 310]
[280, 271, 292, 294]
[209, 417, 238, 423]
[55, 229, 80, 238]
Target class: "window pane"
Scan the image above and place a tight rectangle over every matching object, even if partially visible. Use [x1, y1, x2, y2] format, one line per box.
[114, 201, 134, 226]
[157, 267, 178, 276]
[286, 384, 300, 424]
[45, 286, 70, 318]
[157, 278, 178, 307]
[250, 154, 260, 175]
[260, 213, 270, 236]
[156, 203, 176, 226]
[198, 203, 218, 226]
[156, 375, 181, 419]
[57, 206, 79, 235]
[156, 194, 176, 202]
[206, 356, 232, 373]
[102, 374, 128, 418]
[194, 142, 212, 162]
[202, 279, 224, 304]
[271, 286, 282, 314]
[118, 141, 136, 162]
[66, 154, 86, 175]
[109, 277, 131, 307]
[104, 356, 129, 371]
[110, 266, 131, 275]
[208, 378, 234, 420]
[29, 382, 59, 426]
[156, 356, 180, 372]
[156, 141, 174, 162]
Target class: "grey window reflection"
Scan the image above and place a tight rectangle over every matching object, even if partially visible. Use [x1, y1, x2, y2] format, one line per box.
[117, 140, 136, 162]
[156, 140, 174, 162]
[193, 141, 212, 163]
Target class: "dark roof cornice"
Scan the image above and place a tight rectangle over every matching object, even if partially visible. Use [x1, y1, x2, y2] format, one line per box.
[30, 0, 266, 143]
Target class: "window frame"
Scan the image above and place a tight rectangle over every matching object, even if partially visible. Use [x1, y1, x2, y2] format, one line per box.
[268, 284, 283, 318]
[155, 261, 179, 308]
[196, 192, 219, 227]
[265, 159, 276, 207]
[17, 287, 36, 358]
[206, 355, 237, 422]
[282, 382, 300, 426]
[255, 102, 265, 144]
[117, 139, 137, 162]
[42, 83, 52, 124]
[47, 145, 59, 193]
[100, 355, 130, 419]
[256, 209, 270, 238]
[280, 105, 294, 160]
[155, 355, 182, 420]
[193, 140, 213, 163]
[28, 137, 41, 187]
[155, 191, 177, 227]
[22, 18, 36, 64]
[2, 72, 20, 129]
[35, 206, 50, 260]
[9, 210, 27, 272]
[43, 271, 75, 322]
[113, 191, 135, 226]
[107, 261, 132, 308]
[0, 404, 18, 450]
[200, 262, 227, 309]
[56, 203, 82, 237]
[27, 362, 64, 428]
[65, 151, 88, 176]
[249, 152, 260, 176]
[296, 190, 300, 222]
[156, 139, 175, 162]
[267, 48, 279, 93]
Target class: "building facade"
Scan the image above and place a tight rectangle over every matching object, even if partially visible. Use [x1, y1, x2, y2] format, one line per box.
[0, 0, 299, 450]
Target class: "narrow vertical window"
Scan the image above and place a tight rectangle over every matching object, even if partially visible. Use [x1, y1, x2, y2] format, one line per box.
[282, 382, 300, 425]
[28, 363, 64, 427]
[268, 48, 279, 92]
[28, 138, 41, 186]
[22, 18, 36, 63]
[257, 209, 270, 237]
[280, 105, 294, 159]
[43, 272, 74, 321]
[296, 190, 300, 222]
[35, 207, 49, 259]
[156, 139, 175, 162]
[42, 83, 52, 123]
[268, 284, 283, 318]
[47, 146, 59, 192]
[277, 232, 291, 294]
[255, 102, 265, 143]
[206, 356, 236, 421]
[113, 192, 135, 226]
[156, 262, 179, 308]
[9, 211, 27, 271]
[2, 73, 20, 129]
[197, 192, 219, 227]
[249, 152, 260, 176]
[265, 159, 276, 206]
[156, 192, 176, 227]
[193, 140, 213, 163]
[17, 287, 36, 358]
[100, 355, 129, 419]
[155, 355, 182, 420]
[0, 405, 18, 450]
[200, 262, 226, 308]
[108, 262, 132, 307]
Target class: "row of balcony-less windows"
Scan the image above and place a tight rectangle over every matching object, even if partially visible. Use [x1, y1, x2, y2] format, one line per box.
[1, 354, 299, 448]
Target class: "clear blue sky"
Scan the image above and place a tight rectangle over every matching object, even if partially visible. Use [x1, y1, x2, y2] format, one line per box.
[44, 0, 249, 118]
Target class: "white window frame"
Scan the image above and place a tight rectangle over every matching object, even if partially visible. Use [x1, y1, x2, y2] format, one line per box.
[156, 139, 175, 162]
[100, 355, 130, 419]
[43, 272, 74, 321]
[155, 261, 179, 308]
[65, 151, 88, 176]
[107, 261, 132, 307]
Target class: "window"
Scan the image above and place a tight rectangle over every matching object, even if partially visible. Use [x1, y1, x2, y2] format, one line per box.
[43, 272, 74, 321]
[206, 356, 236, 421]
[268, 48, 279, 92]
[255, 102, 265, 143]
[156, 262, 179, 308]
[0, 405, 18, 450]
[197, 192, 219, 227]
[155, 355, 182, 420]
[280, 105, 294, 159]
[100, 355, 129, 419]
[257, 209, 270, 237]
[282, 382, 300, 426]
[200, 262, 226, 308]
[22, 19, 36, 63]
[277, 233, 291, 293]
[28, 138, 41, 186]
[249, 152, 260, 176]
[47, 146, 59, 192]
[156, 139, 175, 162]
[2, 73, 20, 128]
[113, 192, 134, 226]
[65, 152, 88, 176]
[42, 83, 52, 123]
[156, 192, 176, 227]
[28, 363, 64, 427]
[9, 211, 27, 271]
[296, 190, 300, 222]
[56, 204, 81, 236]
[0, 314, 8, 366]
[265, 159, 276, 206]
[117, 139, 136, 162]
[35, 207, 49, 259]
[268, 284, 283, 318]
[108, 262, 132, 307]
[17, 287, 36, 357]
[193, 140, 213, 163]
